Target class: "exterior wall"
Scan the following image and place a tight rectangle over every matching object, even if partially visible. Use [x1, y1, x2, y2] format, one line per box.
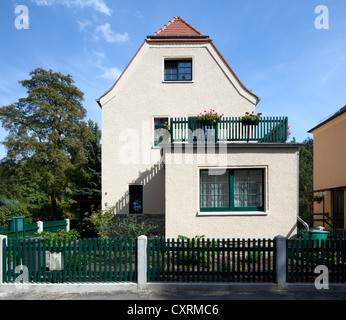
[313, 190, 346, 229]
[311, 112, 346, 228]
[100, 41, 257, 215]
[164, 145, 299, 239]
[312, 112, 346, 190]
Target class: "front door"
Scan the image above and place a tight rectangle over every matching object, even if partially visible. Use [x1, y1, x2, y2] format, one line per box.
[333, 190, 344, 229]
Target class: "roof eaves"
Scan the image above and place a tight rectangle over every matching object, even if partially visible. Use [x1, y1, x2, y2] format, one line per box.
[210, 41, 260, 104]
[147, 34, 209, 39]
[308, 105, 346, 133]
[97, 40, 146, 107]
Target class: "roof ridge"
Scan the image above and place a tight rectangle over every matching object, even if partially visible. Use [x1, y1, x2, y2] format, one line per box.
[153, 16, 204, 36]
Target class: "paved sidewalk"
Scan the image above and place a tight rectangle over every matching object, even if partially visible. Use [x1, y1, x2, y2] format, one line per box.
[1, 289, 346, 300]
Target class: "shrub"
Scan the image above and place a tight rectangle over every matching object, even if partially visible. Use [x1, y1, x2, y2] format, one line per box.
[88, 206, 159, 238]
[33, 228, 80, 240]
[89, 206, 114, 238]
[177, 234, 208, 265]
[107, 215, 158, 238]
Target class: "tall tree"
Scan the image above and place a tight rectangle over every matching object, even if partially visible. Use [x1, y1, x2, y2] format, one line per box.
[0, 68, 93, 219]
[72, 120, 101, 214]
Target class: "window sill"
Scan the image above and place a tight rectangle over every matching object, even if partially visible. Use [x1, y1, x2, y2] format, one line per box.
[197, 211, 269, 216]
[162, 80, 194, 84]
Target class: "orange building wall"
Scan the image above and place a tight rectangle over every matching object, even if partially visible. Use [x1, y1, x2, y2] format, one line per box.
[311, 112, 346, 229]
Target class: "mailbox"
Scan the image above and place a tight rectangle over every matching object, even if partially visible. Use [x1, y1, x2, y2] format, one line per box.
[7, 217, 25, 232]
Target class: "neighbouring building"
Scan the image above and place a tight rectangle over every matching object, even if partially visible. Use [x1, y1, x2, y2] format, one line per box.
[97, 16, 302, 239]
[308, 105, 346, 230]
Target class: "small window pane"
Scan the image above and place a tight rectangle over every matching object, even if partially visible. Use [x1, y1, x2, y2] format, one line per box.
[249, 170, 262, 182]
[200, 170, 229, 208]
[165, 61, 177, 69]
[154, 118, 170, 146]
[234, 170, 263, 208]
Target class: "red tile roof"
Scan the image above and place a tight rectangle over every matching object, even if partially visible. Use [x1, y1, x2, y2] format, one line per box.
[147, 16, 210, 42]
[153, 16, 203, 36]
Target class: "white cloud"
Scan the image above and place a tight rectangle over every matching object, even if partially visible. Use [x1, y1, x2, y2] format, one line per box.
[98, 67, 122, 80]
[88, 50, 122, 81]
[32, 0, 54, 4]
[133, 10, 144, 19]
[77, 19, 91, 31]
[31, 0, 112, 16]
[94, 23, 129, 43]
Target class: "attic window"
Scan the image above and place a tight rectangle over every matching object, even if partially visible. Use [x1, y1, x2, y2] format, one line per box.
[164, 60, 192, 81]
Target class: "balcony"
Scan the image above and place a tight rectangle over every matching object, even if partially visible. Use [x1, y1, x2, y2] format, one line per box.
[168, 116, 288, 143]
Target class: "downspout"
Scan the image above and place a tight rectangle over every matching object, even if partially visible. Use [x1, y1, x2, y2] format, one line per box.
[297, 149, 309, 230]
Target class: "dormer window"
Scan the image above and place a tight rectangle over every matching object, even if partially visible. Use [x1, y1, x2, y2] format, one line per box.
[164, 59, 192, 81]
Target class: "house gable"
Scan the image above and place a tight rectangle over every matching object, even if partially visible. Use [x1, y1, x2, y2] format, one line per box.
[98, 17, 259, 109]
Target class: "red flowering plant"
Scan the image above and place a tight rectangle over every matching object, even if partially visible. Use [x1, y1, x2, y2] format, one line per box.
[197, 109, 224, 125]
[163, 121, 170, 131]
[287, 125, 291, 139]
[240, 111, 262, 124]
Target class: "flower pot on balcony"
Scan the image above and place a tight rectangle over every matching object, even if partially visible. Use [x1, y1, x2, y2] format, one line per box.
[203, 123, 217, 143]
[241, 119, 259, 126]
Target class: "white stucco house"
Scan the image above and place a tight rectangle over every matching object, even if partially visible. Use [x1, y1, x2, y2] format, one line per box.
[97, 16, 301, 239]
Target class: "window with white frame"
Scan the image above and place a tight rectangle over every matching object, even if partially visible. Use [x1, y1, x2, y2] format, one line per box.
[200, 169, 264, 212]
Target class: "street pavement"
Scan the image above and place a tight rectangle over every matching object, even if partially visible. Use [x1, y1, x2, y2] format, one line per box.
[1, 288, 346, 300]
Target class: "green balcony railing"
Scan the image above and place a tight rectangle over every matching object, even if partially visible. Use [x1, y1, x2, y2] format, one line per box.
[169, 116, 288, 143]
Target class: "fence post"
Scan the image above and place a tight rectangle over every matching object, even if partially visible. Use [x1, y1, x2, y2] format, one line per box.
[275, 235, 287, 290]
[0, 235, 8, 285]
[137, 235, 147, 290]
[65, 219, 70, 232]
[37, 221, 43, 233]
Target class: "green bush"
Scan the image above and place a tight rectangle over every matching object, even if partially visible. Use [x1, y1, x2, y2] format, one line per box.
[177, 234, 208, 265]
[107, 215, 158, 238]
[89, 207, 114, 238]
[33, 228, 80, 240]
[88, 206, 158, 238]
[74, 214, 98, 238]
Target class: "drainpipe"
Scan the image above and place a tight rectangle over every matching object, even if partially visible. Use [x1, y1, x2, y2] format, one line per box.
[297, 150, 309, 230]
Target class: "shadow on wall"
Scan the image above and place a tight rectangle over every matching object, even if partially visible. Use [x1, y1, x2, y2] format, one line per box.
[113, 161, 165, 215]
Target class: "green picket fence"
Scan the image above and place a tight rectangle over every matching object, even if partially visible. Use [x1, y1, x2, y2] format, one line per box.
[0, 219, 68, 239]
[2, 238, 137, 283]
[147, 238, 276, 283]
[287, 238, 346, 283]
[0, 223, 39, 239]
[170, 117, 288, 143]
[42, 220, 67, 233]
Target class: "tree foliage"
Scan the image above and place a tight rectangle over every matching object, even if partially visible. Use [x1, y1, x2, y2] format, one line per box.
[0, 68, 94, 219]
[299, 137, 313, 226]
[72, 120, 101, 201]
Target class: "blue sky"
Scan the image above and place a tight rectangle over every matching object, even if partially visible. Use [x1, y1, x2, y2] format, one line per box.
[1, 0, 346, 159]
